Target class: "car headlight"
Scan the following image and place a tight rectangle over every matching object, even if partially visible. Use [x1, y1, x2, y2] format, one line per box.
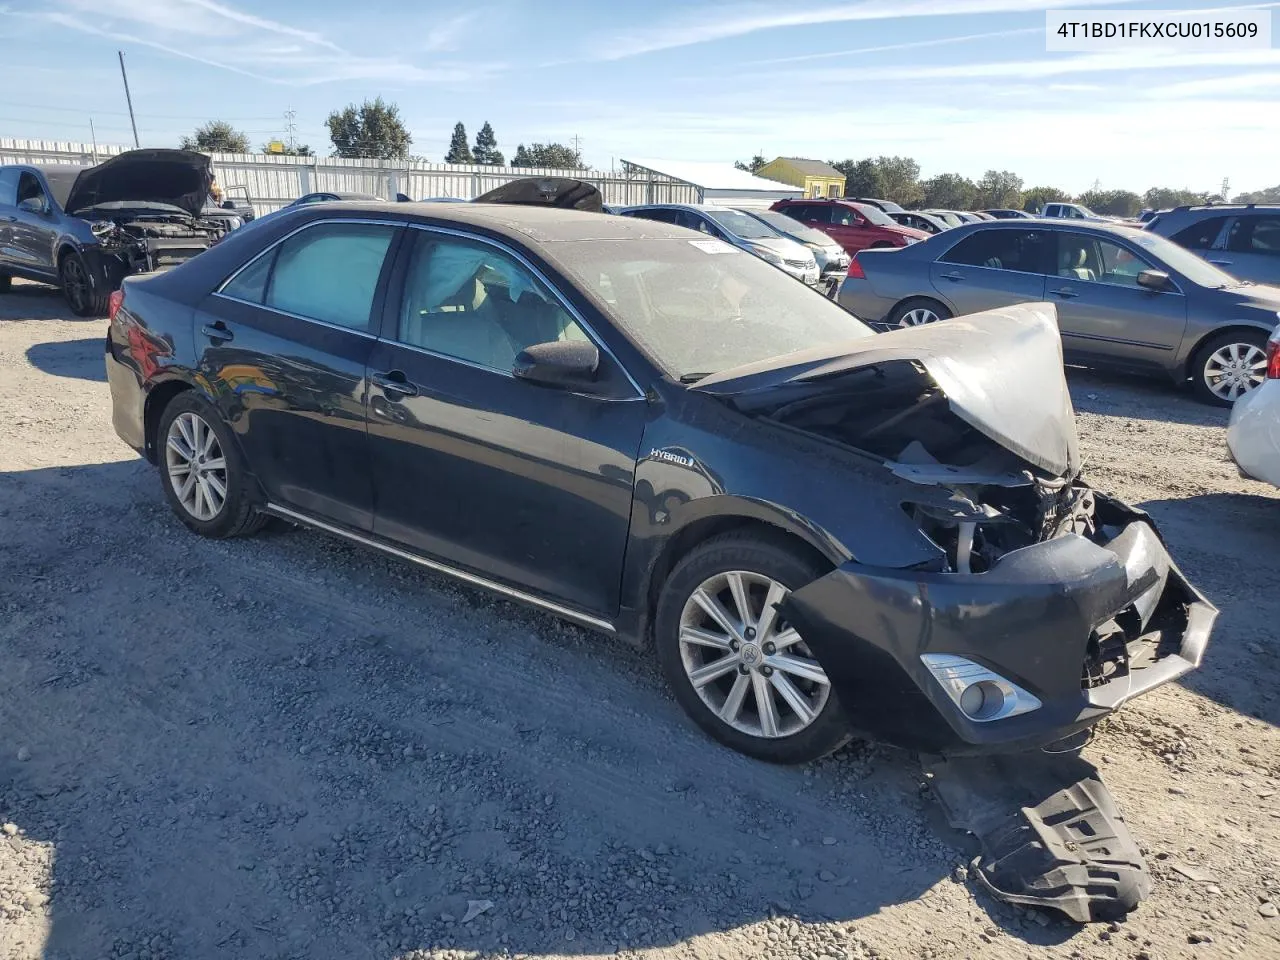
[920, 654, 1042, 722]
[751, 246, 783, 265]
[902, 236, 919, 245]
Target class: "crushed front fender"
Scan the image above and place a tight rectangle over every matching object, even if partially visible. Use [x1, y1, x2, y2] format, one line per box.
[781, 505, 1216, 754]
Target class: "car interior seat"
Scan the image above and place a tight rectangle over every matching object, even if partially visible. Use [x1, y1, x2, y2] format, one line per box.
[1059, 247, 1096, 281]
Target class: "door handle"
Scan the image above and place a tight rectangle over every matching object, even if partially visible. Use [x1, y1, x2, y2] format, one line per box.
[373, 370, 419, 399]
[201, 321, 234, 342]
[1051, 287, 1079, 299]
[940, 271, 965, 282]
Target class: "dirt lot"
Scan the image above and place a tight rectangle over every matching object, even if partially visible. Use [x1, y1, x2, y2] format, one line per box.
[1, 277, 1279, 960]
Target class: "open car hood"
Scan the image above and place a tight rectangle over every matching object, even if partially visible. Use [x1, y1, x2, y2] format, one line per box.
[473, 177, 604, 213]
[64, 149, 213, 219]
[692, 303, 1081, 477]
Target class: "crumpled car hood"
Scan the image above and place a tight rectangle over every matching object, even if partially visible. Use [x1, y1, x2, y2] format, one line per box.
[473, 177, 604, 213]
[64, 149, 213, 219]
[692, 303, 1081, 477]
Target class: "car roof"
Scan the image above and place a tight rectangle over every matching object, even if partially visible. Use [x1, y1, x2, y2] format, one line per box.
[943, 218, 1145, 239]
[295, 201, 707, 243]
[0, 163, 85, 175]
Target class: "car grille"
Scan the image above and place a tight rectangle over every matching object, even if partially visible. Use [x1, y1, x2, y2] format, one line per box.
[784, 258, 814, 269]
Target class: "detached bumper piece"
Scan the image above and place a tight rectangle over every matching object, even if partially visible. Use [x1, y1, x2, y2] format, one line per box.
[783, 505, 1216, 754]
[924, 752, 1150, 923]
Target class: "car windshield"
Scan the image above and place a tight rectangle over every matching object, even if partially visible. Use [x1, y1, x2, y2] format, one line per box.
[850, 203, 894, 226]
[703, 209, 778, 240]
[743, 210, 835, 246]
[41, 169, 79, 209]
[552, 238, 873, 379]
[1126, 231, 1243, 288]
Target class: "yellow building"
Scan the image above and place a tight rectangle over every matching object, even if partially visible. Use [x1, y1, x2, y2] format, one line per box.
[755, 158, 846, 198]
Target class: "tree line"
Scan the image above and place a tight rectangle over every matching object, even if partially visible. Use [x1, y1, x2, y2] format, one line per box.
[179, 102, 583, 169]
[736, 154, 1279, 215]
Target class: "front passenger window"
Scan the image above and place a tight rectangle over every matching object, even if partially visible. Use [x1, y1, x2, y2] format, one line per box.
[397, 233, 590, 373]
[16, 173, 48, 212]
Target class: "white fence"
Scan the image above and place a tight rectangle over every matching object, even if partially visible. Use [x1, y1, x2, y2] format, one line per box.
[0, 138, 700, 215]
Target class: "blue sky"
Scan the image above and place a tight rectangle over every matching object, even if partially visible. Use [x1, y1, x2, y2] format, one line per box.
[1, 0, 1277, 193]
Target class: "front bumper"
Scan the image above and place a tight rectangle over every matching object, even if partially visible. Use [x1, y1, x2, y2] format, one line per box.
[782, 501, 1215, 754]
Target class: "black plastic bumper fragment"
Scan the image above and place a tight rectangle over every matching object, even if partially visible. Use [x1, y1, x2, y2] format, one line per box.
[924, 752, 1150, 923]
[781, 508, 1216, 754]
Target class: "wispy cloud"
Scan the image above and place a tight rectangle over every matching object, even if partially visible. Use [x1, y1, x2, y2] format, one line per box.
[423, 12, 479, 53]
[749, 27, 1040, 66]
[590, 0, 1123, 61]
[787, 47, 1280, 84]
[29, 0, 503, 86]
[1147, 69, 1280, 97]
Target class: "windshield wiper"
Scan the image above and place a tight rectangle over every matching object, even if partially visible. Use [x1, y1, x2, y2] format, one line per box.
[680, 372, 712, 383]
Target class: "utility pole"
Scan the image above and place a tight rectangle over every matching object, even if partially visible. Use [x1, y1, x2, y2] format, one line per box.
[571, 133, 582, 159]
[118, 51, 139, 148]
[1221, 177, 1230, 202]
[89, 118, 99, 163]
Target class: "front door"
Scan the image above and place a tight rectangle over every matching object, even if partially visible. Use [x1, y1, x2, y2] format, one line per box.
[196, 219, 402, 531]
[1048, 231, 1188, 368]
[366, 227, 648, 617]
[929, 227, 1049, 314]
[10, 172, 58, 279]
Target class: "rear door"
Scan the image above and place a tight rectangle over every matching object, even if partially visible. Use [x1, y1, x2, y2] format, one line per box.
[364, 226, 648, 618]
[198, 218, 401, 531]
[1047, 230, 1188, 368]
[929, 227, 1048, 314]
[1219, 214, 1280, 285]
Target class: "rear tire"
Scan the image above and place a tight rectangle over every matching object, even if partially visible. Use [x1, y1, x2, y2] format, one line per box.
[654, 532, 850, 764]
[155, 391, 267, 539]
[59, 249, 108, 317]
[1190, 329, 1269, 406]
[888, 297, 951, 328]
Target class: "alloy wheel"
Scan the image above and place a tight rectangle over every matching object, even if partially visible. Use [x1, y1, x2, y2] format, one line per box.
[62, 257, 89, 313]
[899, 307, 939, 327]
[678, 571, 831, 739]
[1203, 342, 1266, 402]
[165, 412, 228, 521]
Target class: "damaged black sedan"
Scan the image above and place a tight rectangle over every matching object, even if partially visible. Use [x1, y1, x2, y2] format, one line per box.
[104, 202, 1214, 770]
[0, 149, 230, 315]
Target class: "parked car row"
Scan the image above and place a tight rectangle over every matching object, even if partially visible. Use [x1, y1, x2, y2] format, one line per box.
[834, 218, 1280, 405]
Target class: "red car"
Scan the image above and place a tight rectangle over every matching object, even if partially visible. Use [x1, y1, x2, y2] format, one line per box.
[770, 199, 928, 255]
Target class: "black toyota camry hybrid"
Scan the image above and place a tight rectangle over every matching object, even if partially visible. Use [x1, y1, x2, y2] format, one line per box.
[105, 201, 1216, 765]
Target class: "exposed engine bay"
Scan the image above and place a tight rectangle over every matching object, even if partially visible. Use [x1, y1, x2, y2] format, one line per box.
[732, 357, 1101, 573]
[89, 210, 229, 285]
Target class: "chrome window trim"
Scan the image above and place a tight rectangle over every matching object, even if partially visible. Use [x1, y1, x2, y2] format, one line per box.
[213, 292, 382, 338]
[265, 502, 616, 635]
[401, 222, 646, 400]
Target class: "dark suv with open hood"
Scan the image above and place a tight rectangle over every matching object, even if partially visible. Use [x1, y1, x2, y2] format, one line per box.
[0, 149, 230, 315]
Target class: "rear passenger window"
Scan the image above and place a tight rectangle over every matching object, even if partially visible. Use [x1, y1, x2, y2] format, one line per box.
[941, 229, 1046, 273]
[1227, 215, 1280, 257]
[1171, 216, 1228, 250]
[222, 250, 275, 302]
[266, 222, 396, 331]
[786, 205, 828, 224]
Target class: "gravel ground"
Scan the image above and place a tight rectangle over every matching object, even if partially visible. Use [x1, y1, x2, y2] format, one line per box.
[2, 277, 1279, 960]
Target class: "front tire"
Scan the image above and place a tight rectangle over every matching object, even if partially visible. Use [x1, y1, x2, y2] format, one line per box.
[59, 250, 108, 317]
[888, 297, 951, 328]
[654, 532, 850, 764]
[1190, 329, 1269, 406]
[156, 392, 266, 538]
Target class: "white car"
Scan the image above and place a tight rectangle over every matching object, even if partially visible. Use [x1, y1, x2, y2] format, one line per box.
[1227, 324, 1280, 488]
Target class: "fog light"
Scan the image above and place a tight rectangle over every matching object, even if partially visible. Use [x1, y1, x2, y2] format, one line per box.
[920, 654, 1041, 723]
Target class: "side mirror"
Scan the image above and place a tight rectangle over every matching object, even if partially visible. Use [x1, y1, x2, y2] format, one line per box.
[513, 339, 600, 389]
[17, 196, 46, 215]
[1136, 269, 1173, 292]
